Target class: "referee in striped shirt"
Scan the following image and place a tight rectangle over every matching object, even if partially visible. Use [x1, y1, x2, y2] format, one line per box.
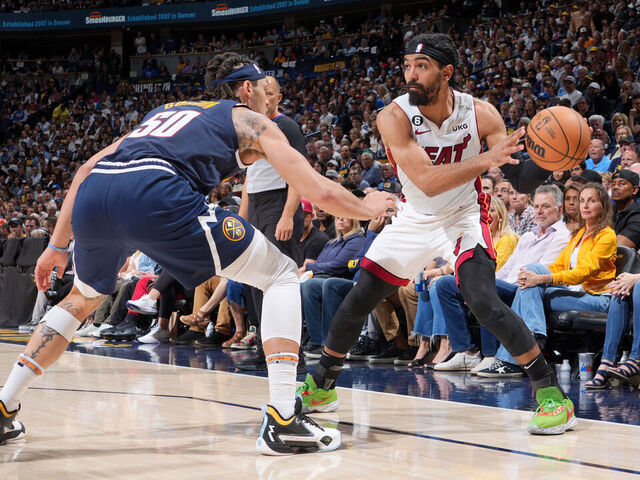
[236, 76, 306, 370]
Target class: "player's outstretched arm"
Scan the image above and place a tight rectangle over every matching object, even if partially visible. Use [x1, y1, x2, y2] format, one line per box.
[378, 103, 524, 197]
[232, 108, 392, 220]
[34, 136, 126, 291]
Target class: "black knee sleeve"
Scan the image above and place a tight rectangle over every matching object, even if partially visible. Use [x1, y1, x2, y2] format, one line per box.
[324, 269, 398, 354]
[457, 246, 536, 358]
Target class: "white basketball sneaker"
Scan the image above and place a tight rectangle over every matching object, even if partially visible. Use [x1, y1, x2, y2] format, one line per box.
[256, 404, 341, 455]
[126, 294, 158, 316]
[137, 323, 170, 344]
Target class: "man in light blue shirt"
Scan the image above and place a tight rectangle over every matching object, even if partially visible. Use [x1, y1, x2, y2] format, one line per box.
[585, 138, 612, 172]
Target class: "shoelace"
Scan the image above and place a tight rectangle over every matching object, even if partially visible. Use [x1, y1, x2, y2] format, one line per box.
[299, 381, 313, 394]
[299, 414, 324, 431]
[535, 397, 562, 414]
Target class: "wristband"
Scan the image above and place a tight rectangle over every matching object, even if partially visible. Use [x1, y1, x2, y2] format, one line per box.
[47, 243, 68, 253]
[439, 267, 445, 276]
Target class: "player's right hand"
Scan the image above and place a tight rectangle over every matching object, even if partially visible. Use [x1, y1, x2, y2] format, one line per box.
[34, 247, 68, 291]
[362, 190, 395, 219]
[485, 127, 525, 168]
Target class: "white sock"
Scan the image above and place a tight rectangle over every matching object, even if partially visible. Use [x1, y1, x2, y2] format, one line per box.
[266, 352, 298, 419]
[0, 354, 44, 412]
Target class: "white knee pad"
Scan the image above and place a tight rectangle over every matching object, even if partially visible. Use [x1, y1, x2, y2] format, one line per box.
[260, 259, 301, 344]
[40, 306, 80, 342]
[220, 231, 301, 344]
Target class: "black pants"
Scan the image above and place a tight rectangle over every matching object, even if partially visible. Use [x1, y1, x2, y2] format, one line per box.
[151, 271, 194, 319]
[325, 245, 536, 360]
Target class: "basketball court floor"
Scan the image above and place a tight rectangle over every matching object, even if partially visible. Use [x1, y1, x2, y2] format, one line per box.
[0, 329, 638, 479]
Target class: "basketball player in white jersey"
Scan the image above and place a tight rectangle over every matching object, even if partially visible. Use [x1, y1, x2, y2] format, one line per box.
[298, 33, 576, 435]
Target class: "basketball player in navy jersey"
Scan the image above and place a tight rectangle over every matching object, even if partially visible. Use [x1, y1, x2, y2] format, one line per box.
[298, 33, 576, 435]
[0, 52, 393, 454]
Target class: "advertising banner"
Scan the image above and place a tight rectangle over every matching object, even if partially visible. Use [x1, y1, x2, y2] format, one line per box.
[1, 0, 361, 31]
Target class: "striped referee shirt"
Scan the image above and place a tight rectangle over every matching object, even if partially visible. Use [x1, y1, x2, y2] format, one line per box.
[245, 113, 307, 194]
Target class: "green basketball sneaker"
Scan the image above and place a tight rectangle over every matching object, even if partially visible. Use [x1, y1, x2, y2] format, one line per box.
[527, 386, 577, 435]
[296, 374, 340, 413]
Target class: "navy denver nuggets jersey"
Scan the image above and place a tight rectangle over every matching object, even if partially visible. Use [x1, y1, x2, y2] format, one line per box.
[105, 99, 243, 195]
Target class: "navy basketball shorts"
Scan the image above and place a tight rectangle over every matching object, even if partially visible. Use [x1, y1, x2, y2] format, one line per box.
[71, 159, 255, 296]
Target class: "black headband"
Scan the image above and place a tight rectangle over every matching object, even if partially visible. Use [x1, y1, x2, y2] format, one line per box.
[406, 42, 455, 67]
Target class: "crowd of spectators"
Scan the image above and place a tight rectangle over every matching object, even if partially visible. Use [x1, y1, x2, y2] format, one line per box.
[5, 0, 640, 391]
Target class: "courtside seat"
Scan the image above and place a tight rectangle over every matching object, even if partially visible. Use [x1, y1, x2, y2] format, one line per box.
[0, 238, 24, 267]
[16, 237, 48, 269]
[547, 246, 639, 332]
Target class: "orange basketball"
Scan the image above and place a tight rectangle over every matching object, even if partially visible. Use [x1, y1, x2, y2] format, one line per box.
[525, 106, 590, 171]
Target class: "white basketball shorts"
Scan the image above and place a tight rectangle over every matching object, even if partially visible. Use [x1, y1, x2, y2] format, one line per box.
[361, 201, 495, 286]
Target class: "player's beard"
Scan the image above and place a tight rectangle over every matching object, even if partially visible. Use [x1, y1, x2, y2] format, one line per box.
[407, 72, 442, 106]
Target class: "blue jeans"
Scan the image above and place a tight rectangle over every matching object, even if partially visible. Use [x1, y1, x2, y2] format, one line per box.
[300, 277, 355, 346]
[602, 281, 640, 361]
[226, 280, 245, 306]
[496, 263, 611, 365]
[412, 280, 447, 338]
[430, 275, 501, 356]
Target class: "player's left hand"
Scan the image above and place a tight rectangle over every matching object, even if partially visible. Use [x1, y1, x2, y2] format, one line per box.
[362, 191, 395, 219]
[34, 247, 68, 291]
[275, 215, 294, 242]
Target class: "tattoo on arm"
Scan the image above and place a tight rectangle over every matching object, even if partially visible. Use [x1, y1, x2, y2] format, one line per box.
[232, 108, 268, 153]
[27, 325, 62, 360]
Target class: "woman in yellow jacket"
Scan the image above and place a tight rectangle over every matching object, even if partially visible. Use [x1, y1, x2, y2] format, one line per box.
[511, 182, 616, 351]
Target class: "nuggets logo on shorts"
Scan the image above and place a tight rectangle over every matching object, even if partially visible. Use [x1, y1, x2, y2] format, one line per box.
[223, 217, 246, 241]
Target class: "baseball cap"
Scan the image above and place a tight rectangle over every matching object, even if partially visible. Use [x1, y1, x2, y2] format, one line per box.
[619, 134, 635, 144]
[218, 196, 239, 207]
[564, 75, 576, 83]
[326, 159, 339, 169]
[300, 198, 313, 214]
[538, 91, 551, 99]
[613, 169, 639, 187]
[521, 82, 532, 88]
[577, 169, 602, 184]
[325, 169, 339, 178]
[588, 82, 601, 90]
[379, 181, 402, 194]
[8, 217, 22, 227]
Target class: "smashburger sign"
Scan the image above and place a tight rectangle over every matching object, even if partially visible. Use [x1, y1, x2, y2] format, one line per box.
[85, 11, 125, 24]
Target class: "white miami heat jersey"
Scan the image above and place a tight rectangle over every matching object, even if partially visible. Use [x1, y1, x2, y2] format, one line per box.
[390, 90, 484, 215]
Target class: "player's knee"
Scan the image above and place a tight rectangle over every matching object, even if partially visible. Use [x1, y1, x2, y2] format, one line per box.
[266, 255, 298, 290]
[459, 281, 500, 322]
